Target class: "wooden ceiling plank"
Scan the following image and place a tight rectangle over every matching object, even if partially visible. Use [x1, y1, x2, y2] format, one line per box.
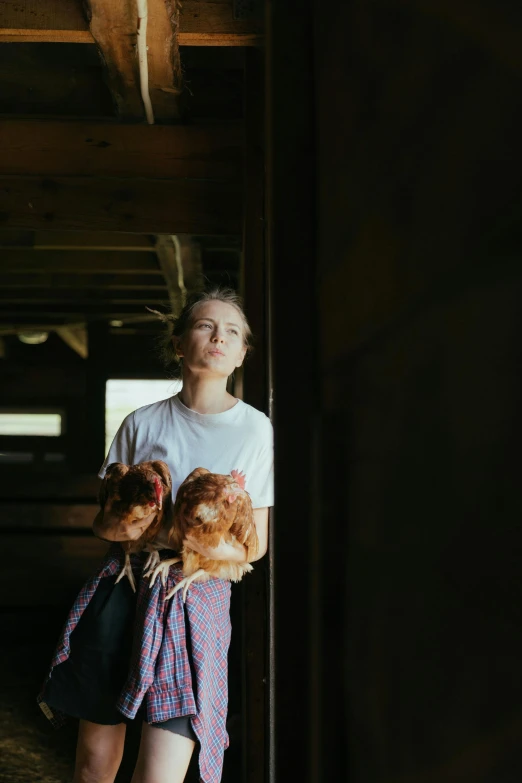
[0, 175, 242, 235]
[31, 231, 156, 251]
[0, 251, 162, 273]
[0, 0, 88, 32]
[0, 0, 263, 45]
[0, 29, 93, 43]
[0, 273, 167, 289]
[0, 120, 241, 181]
[84, 0, 182, 121]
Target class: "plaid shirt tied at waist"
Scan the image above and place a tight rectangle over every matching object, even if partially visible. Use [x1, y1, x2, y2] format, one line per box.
[38, 545, 232, 783]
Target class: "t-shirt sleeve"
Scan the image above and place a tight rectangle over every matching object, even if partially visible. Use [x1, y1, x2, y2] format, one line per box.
[248, 418, 274, 508]
[97, 412, 136, 479]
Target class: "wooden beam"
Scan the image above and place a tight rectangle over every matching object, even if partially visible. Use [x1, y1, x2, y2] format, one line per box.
[155, 235, 186, 315]
[0, 251, 162, 273]
[0, 176, 241, 235]
[0, 504, 98, 529]
[0, 273, 167, 289]
[0, 121, 242, 181]
[0, 231, 156, 251]
[0, 0, 263, 46]
[56, 327, 88, 358]
[84, 0, 182, 121]
[0, 291, 170, 305]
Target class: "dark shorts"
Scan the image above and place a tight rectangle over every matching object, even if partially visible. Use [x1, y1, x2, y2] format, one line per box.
[42, 573, 197, 742]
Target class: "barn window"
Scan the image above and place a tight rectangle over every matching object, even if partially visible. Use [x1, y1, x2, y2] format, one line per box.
[0, 411, 63, 436]
[105, 379, 182, 454]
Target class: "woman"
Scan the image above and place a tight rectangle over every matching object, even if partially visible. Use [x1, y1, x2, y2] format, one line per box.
[38, 288, 274, 783]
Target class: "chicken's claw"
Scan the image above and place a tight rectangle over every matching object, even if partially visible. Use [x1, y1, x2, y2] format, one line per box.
[148, 557, 181, 589]
[115, 553, 136, 593]
[165, 569, 206, 603]
[142, 549, 161, 578]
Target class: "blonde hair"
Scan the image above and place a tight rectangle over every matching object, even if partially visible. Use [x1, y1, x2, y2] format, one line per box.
[150, 287, 253, 379]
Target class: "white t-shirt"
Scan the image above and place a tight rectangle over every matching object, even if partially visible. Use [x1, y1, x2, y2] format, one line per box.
[98, 394, 274, 509]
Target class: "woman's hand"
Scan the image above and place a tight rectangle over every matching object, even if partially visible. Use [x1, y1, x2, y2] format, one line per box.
[184, 534, 247, 563]
[93, 508, 157, 542]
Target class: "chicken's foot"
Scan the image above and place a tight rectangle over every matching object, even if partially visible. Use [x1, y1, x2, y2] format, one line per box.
[148, 558, 181, 589]
[115, 552, 136, 593]
[142, 548, 161, 578]
[165, 569, 206, 603]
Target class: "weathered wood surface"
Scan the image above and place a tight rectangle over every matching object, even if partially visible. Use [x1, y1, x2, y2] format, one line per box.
[0, 505, 98, 529]
[85, 0, 182, 121]
[0, 231, 156, 251]
[241, 48, 269, 783]
[0, 273, 166, 289]
[0, 251, 162, 274]
[0, 0, 263, 45]
[0, 175, 242, 234]
[0, 121, 242, 181]
[0, 474, 99, 500]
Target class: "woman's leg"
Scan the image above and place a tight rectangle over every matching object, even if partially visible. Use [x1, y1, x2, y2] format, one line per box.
[73, 720, 127, 783]
[131, 723, 195, 783]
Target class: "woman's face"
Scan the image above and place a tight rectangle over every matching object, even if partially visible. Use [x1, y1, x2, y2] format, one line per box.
[174, 300, 247, 379]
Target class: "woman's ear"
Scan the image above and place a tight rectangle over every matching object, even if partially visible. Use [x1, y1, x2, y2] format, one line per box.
[172, 336, 184, 358]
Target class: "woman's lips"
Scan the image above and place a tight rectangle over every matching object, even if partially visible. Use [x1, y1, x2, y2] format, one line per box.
[208, 350, 225, 356]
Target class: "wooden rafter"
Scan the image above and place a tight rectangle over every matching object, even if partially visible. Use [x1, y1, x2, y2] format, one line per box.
[0, 175, 241, 234]
[0, 0, 263, 46]
[0, 120, 242, 235]
[0, 120, 242, 181]
[84, 0, 182, 121]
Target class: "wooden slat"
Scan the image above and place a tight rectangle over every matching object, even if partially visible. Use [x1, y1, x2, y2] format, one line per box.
[0, 292, 170, 305]
[0, 0, 263, 45]
[33, 231, 156, 251]
[0, 304, 168, 317]
[85, 0, 182, 121]
[0, 504, 98, 529]
[0, 29, 263, 45]
[0, 121, 242, 181]
[0, 273, 167, 289]
[0, 175, 242, 235]
[0, 473, 99, 500]
[0, 251, 162, 273]
[0, 0, 87, 32]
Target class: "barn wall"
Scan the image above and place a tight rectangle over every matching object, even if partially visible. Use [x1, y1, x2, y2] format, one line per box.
[0, 331, 167, 609]
[270, 1, 522, 781]
[316, 2, 522, 781]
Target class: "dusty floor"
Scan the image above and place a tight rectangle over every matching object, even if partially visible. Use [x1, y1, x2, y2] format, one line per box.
[0, 609, 239, 783]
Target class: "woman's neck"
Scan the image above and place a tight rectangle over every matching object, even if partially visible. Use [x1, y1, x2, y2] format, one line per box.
[178, 374, 238, 414]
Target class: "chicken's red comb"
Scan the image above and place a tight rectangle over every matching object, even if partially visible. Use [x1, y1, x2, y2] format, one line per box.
[231, 469, 246, 489]
[153, 475, 163, 506]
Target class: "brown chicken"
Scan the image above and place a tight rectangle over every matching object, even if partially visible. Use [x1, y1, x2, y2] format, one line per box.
[98, 460, 173, 592]
[149, 468, 259, 601]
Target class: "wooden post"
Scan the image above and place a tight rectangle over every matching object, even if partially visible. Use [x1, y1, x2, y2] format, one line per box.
[266, 1, 319, 781]
[84, 322, 109, 473]
[241, 46, 270, 783]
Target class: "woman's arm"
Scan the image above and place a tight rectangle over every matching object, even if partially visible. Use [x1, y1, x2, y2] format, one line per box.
[184, 507, 269, 564]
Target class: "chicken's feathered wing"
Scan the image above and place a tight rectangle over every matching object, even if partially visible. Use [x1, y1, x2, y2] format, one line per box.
[97, 460, 173, 591]
[149, 467, 259, 601]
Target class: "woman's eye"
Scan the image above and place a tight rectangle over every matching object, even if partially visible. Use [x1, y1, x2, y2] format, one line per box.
[228, 329, 239, 335]
[198, 323, 212, 329]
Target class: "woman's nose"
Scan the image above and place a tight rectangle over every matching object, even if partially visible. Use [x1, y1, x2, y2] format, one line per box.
[212, 329, 225, 342]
